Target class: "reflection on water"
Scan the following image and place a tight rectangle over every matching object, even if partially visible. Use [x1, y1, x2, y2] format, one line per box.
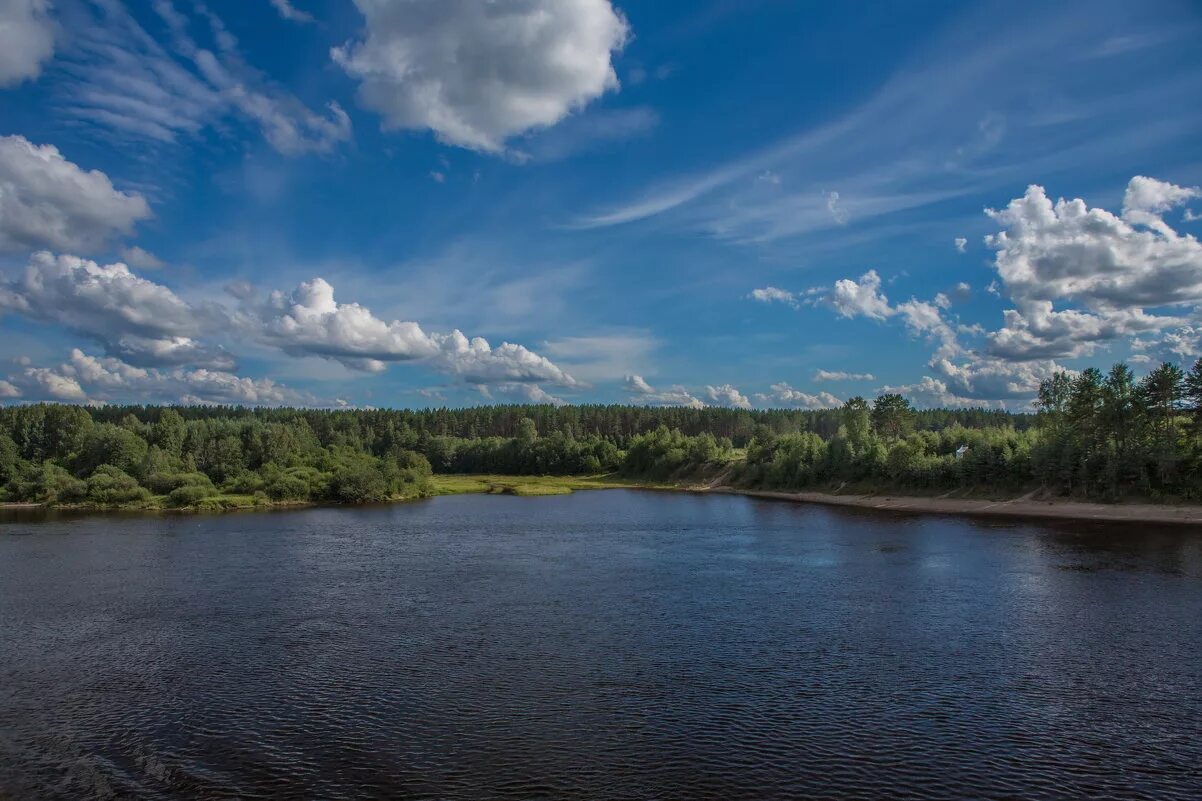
[2, 491, 1200, 799]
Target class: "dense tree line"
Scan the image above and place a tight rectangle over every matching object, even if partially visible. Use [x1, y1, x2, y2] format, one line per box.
[3, 361, 1200, 508]
[0, 407, 436, 509]
[79, 403, 1028, 448]
[738, 361, 1202, 500]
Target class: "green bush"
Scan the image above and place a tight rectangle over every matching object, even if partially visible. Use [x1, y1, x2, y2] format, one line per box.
[329, 465, 389, 503]
[167, 484, 217, 507]
[145, 471, 214, 495]
[86, 466, 151, 506]
[265, 473, 311, 501]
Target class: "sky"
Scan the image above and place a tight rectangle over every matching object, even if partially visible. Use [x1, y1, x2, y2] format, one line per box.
[0, 0, 1200, 411]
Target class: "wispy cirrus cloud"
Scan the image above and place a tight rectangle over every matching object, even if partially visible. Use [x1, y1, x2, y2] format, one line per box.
[570, 3, 1201, 246]
[48, 0, 349, 155]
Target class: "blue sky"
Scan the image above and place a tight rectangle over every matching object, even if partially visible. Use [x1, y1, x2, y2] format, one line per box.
[1, 0, 1201, 410]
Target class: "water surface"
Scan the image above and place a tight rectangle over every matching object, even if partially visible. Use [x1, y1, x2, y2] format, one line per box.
[2, 491, 1200, 799]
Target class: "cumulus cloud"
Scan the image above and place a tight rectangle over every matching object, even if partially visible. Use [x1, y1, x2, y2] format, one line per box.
[0, 0, 55, 86]
[748, 286, 798, 308]
[333, 0, 629, 152]
[624, 374, 705, 409]
[814, 370, 874, 382]
[878, 376, 993, 409]
[987, 179, 1202, 311]
[0, 251, 230, 368]
[1122, 175, 1200, 232]
[828, 270, 894, 321]
[254, 277, 578, 386]
[2, 348, 316, 406]
[259, 277, 436, 371]
[0, 136, 152, 253]
[704, 383, 751, 410]
[754, 383, 841, 409]
[432, 330, 579, 387]
[954, 237, 968, 253]
[624, 374, 654, 394]
[982, 177, 1202, 361]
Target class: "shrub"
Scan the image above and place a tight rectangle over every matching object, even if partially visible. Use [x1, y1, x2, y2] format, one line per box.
[86, 466, 151, 506]
[167, 484, 217, 507]
[145, 471, 214, 495]
[329, 465, 389, 503]
[265, 473, 311, 501]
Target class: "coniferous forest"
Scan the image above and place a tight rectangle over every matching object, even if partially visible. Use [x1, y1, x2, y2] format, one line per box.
[3, 360, 1202, 509]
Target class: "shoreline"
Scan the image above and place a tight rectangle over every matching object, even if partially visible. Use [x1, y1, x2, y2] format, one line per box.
[700, 487, 1202, 526]
[5, 476, 1202, 527]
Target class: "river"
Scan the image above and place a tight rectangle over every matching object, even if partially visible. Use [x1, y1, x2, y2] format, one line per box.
[2, 490, 1200, 799]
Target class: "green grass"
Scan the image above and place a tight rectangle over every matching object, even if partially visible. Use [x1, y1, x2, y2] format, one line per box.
[430, 474, 669, 497]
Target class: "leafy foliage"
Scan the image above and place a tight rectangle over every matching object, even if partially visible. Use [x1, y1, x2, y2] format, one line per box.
[3, 364, 1201, 508]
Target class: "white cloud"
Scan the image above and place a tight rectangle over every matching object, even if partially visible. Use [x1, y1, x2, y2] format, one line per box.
[828, 270, 894, 321]
[986, 179, 1202, 311]
[0, 251, 230, 368]
[748, 286, 798, 308]
[928, 353, 1063, 402]
[18, 367, 87, 401]
[879, 376, 991, 409]
[814, 370, 874, 382]
[0, 0, 55, 86]
[3, 349, 316, 406]
[268, 0, 314, 24]
[259, 277, 436, 371]
[0, 136, 152, 253]
[987, 303, 1171, 360]
[432, 330, 579, 387]
[624, 374, 705, 409]
[119, 246, 165, 270]
[754, 383, 841, 410]
[826, 190, 847, 225]
[954, 237, 968, 253]
[333, 0, 629, 153]
[704, 383, 751, 410]
[254, 277, 578, 386]
[982, 177, 1202, 361]
[0, 379, 20, 398]
[484, 382, 566, 406]
[1122, 175, 1199, 230]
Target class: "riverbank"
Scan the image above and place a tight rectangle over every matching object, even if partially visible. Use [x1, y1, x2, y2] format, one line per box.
[702, 487, 1202, 526]
[0, 475, 668, 514]
[430, 474, 674, 497]
[6, 475, 1202, 525]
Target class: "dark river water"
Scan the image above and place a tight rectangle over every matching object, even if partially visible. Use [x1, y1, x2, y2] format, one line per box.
[2, 491, 1201, 800]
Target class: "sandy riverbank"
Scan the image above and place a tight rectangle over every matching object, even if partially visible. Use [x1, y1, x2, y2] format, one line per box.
[702, 487, 1202, 526]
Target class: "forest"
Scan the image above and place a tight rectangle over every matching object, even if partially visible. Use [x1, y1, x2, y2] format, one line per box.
[2, 360, 1201, 509]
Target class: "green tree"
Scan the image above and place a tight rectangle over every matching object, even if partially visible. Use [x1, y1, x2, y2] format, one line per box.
[1100, 363, 1138, 494]
[1139, 362, 1185, 482]
[1185, 358, 1202, 433]
[871, 394, 914, 440]
[76, 423, 150, 478]
[841, 397, 872, 445]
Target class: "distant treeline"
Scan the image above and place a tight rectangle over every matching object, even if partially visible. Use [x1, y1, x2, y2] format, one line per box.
[2, 360, 1201, 507]
[733, 361, 1202, 500]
